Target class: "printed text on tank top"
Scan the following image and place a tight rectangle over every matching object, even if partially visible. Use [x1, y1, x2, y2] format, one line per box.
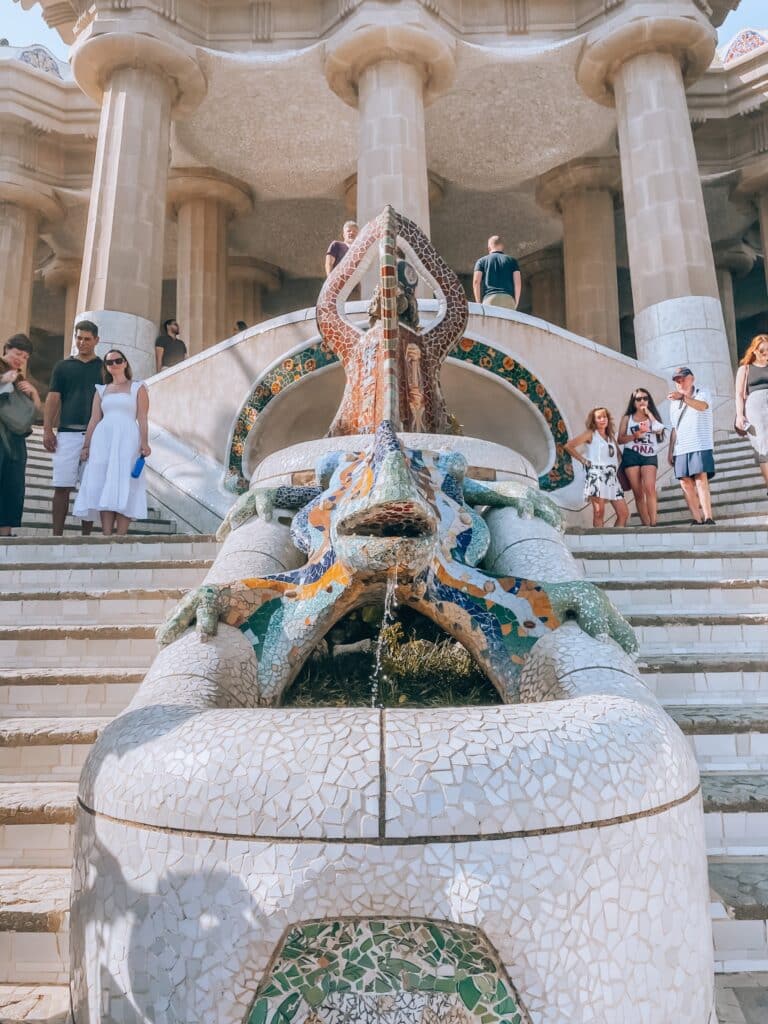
[626, 414, 663, 457]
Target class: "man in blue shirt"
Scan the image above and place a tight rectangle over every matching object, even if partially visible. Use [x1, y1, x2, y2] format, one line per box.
[472, 235, 522, 309]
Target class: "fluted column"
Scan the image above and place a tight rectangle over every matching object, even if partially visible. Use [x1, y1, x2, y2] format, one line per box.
[325, 1, 455, 236]
[228, 257, 281, 331]
[0, 179, 61, 342]
[519, 247, 565, 328]
[713, 242, 755, 369]
[42, 256, 82, 356]
[71, 27, 205, 378]
[536, 159, 621, 349]
[577, 8, 732, 420]
[168, 170, 252, 355]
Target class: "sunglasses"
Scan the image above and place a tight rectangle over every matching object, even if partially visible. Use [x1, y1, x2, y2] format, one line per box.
[105, 357, 125, 366]
[633, 395, 649, 402]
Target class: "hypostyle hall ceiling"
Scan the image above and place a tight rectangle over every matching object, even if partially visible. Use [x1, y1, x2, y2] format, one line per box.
[173, 35, 613, 274]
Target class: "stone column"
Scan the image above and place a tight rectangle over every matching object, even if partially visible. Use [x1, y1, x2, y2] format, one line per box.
[71, 28, 206, 379]
[42, 256, 82, 356]
[325, 1, 455, 236]
[168, 170, 252, 355]
[536, 159, 621, 349]
[228, 257, 281, 331]
[577, 10, 732, 420]
[737, 163, 768, 296]
[0, 179, 61, 342]
[519, 247, 565, 328]
[713, 242, 755, 369]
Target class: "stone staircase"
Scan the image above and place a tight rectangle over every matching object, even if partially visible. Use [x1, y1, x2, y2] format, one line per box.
[1, 523, 766, 1021]
[18, 428, 177, 536]
[570, 523, 768, 1022]
[656, 435, 768, 527]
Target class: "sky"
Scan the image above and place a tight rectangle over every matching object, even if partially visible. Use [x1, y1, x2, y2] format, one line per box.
[0, 0, 766, 61]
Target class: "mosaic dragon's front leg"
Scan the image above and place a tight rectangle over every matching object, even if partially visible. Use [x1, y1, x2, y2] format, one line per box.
[542, 579, 637, 656]
[463, 478, 563, 531]
[156, 581, 264, 646]
[217, 485, 321, 540]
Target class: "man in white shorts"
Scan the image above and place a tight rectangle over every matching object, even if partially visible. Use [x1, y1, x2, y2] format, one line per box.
[43, 320, 103, 535]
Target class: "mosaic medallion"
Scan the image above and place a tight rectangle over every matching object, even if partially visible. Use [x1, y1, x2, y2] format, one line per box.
[247, 919, 531, 1024]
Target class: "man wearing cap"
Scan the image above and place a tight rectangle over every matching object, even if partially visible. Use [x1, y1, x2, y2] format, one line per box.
[667, 367, 716, 525]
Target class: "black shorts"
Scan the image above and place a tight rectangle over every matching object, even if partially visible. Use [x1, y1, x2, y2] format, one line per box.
[621, 448, 658, 469]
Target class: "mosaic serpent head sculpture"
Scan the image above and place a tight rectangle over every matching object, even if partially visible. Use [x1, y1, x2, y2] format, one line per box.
[157, 208, 636, 703]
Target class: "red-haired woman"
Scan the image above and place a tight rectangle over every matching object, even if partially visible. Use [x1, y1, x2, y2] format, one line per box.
[565, 407, 629, 528]
[735, 334, 768, 492]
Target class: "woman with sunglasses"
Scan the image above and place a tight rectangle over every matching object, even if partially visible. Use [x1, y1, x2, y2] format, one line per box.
[565, 407, 629, 528]
[617, 389, 666, 527]
[74, 349, 151, 536]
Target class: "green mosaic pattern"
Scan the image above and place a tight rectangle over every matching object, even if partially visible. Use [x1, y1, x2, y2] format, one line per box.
[226, 339, 573, 493]
[247, 919, 530, 1024]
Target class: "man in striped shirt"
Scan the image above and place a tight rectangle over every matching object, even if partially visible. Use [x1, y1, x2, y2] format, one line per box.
[667, 366, 715, 525]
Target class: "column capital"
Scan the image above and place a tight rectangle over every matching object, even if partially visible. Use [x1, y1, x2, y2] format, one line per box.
[228, 256, 281, 292]
[71, 21, 207, 117]
[41, 254, 81, 290]
[343, 169, 444, 216]
[0, 172, 63, 225]
[536, 157, 621, 216]
[518, 246, 564, 279]
[324, 0, 455, 108]
[167, 168, 253, 218]
[576, 10, 715, 107]
[713, 240, 756, 278]
[735, 157, 768, 198]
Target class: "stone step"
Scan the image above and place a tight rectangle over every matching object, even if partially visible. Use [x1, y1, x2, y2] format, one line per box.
[17, 510, 177, 534]
[0, 870, 69, 985]
[0, 718, 107, 782]
[656, 502, 768, 526]
[0, 563, 212, 591]
[0, 984, 71, 1023]
[710, 859, 768, 973]
[566, 525, 765, 551]
[668, 707, 768, 772]
[600, 579, 768, 613]
[0, 590, 186, 626]
[627, 611, 768, 655]
[703, 774, 768, 858]
[715, 972, 768, 1022]
[0, 625, 157, 670]
[641, 656, 768, 704]
[578, 551, 768, 580]
[0, 784, 77, 869]
[657, 476, 767, 504]
[0, 668, 143, 718]
[0, 536, 217, 565]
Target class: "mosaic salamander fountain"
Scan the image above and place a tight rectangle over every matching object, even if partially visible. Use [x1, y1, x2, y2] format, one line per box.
[71, 209, 714, 1024]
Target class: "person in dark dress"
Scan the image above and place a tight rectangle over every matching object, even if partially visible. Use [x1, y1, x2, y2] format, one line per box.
[154, 318, 187, 371]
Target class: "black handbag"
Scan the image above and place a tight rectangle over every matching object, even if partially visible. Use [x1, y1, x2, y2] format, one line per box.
[0, 383, 35, 435]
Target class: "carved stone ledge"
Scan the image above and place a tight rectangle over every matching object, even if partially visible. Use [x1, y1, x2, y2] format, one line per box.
[535, 157, 621, 215]
[166, 167, 253, 217]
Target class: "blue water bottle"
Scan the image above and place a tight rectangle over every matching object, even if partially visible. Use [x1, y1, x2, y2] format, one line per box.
[131, 455, 145, 479]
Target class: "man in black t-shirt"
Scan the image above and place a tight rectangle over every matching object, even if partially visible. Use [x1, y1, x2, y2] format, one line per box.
[155, 318, 187, 372]
[472, 236, 522, 310]
[43, 320, 103, 535]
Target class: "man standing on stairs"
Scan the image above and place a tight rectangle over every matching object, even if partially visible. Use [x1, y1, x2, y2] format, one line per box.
[43, 320, 103, 536]
[668, 366, 716, 526]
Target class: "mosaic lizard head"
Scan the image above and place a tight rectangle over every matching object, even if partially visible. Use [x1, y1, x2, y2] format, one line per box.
[292, 420, 488, 583]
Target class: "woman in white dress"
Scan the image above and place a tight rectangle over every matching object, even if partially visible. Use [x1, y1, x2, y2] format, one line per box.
[565, 406, 629, 528]
[74, 349, 151, 536]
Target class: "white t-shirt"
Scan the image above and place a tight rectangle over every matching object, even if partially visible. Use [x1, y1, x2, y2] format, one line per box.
[584, 432, 619, 467]
[670, 387, 713, 455]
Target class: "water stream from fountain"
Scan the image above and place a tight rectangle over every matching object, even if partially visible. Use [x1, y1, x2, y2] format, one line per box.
[371, 568, 398, 707]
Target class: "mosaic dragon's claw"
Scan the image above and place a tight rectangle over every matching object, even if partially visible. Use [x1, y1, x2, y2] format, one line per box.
[217, 489, 276, 540]
[156, 585, 227, 646]
[463, 478, 563, 531]
[542, 579, 638, 656]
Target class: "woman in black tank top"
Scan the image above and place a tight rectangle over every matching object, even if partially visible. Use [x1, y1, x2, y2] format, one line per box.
[735, 334, 768, 489]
